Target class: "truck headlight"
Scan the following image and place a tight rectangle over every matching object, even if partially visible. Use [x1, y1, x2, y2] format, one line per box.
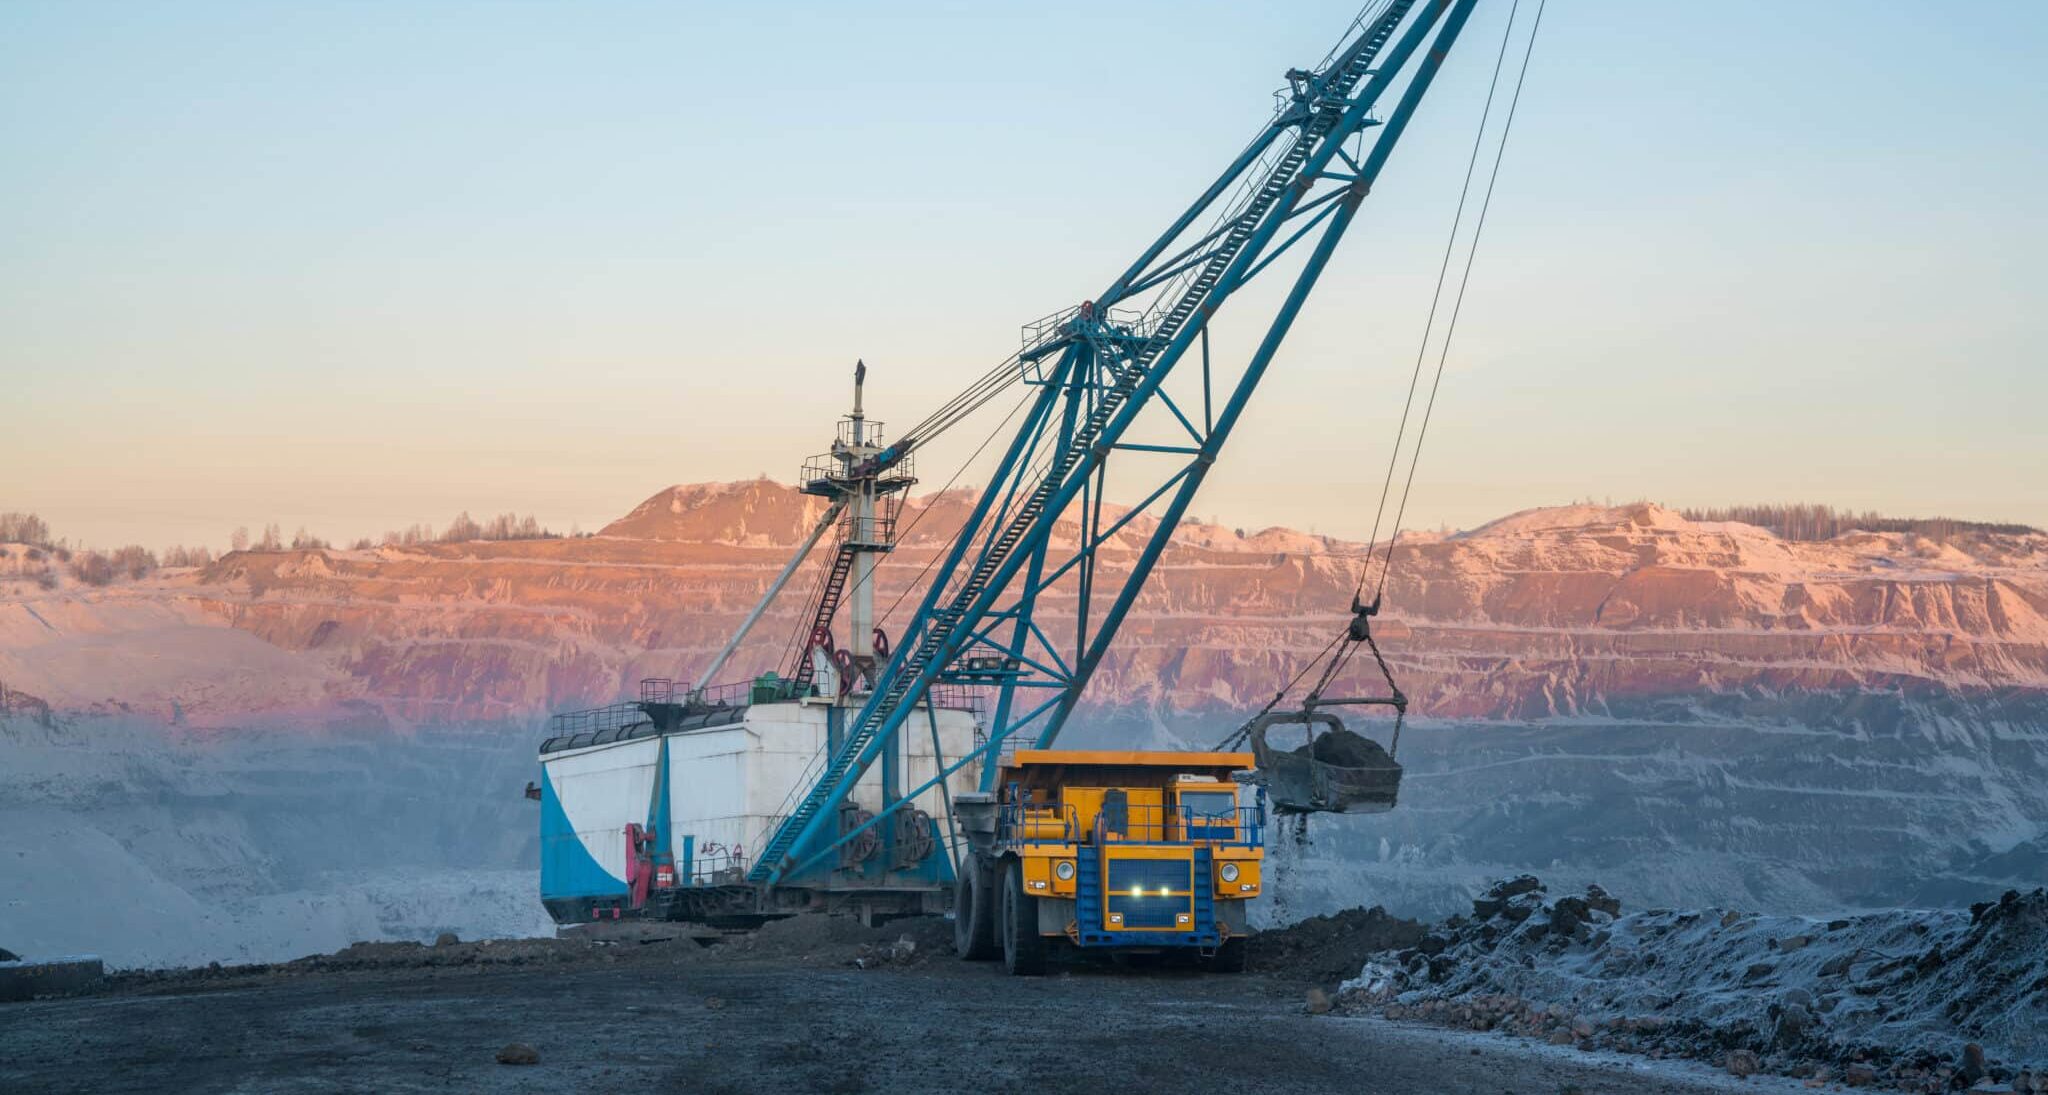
[1055, 860, 1075, 881]
[1220, 862, 1240, 883]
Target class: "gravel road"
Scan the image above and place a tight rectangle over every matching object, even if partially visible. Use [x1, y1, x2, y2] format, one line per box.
[0, 929, 1823, 1094]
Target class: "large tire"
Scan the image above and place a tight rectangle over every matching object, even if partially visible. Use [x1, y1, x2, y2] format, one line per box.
[953, 858, 998, 961]
[1000, 858, 1046, 976]
[1206, 936, 1248, 973]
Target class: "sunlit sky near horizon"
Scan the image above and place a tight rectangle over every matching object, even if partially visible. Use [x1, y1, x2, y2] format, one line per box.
[4, 1, 2045, 552]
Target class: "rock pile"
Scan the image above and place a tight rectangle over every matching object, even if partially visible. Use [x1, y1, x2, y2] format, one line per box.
[711, 914, 954, 968]
[1339, 877, 2048, 1093]
[1296, 728, 1394, 768]
[851, 935, 925, 970]
[1248, 905, 1424, 988]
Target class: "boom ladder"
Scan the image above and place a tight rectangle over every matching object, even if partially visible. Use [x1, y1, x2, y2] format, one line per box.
[753, 0, 1480, 882]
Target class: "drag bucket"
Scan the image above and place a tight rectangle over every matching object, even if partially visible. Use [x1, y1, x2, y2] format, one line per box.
[1247, 709, 1401, 815]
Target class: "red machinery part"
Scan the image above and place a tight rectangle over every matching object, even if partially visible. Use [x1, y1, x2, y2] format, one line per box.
[624, 823, 656, 909]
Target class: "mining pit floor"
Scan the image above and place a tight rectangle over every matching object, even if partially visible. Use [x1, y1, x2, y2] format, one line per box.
[0, 920, 1821, 1095]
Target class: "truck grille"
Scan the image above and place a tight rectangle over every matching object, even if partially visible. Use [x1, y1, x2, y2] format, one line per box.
[1104, 857, 1191, 930]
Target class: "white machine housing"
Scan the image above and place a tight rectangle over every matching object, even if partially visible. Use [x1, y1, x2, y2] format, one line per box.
[541, 697, 981, 894]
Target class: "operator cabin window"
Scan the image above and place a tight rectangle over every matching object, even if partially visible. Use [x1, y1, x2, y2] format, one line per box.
[1179, 789, 1237, 840]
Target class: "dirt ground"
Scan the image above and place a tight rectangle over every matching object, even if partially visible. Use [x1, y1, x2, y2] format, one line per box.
[0, 923, 1823, 1095]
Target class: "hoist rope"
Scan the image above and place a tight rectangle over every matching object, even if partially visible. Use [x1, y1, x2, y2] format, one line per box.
[1220, 0, 1545, 747]
[773, 382, 1040, 680]
[895, 6, 1402, 456]
[1357, 0, 1528, 605]
[1372, 0, 1545, 602]
[877, 385, 1040, 630]
[1211, 632, 1346, 750]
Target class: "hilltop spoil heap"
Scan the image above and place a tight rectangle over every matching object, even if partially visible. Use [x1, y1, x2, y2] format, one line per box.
[1338, 877, 2048, 1092]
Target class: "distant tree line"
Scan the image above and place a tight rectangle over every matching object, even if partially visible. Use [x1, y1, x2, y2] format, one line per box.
[0, 512, 52, 547]
[364, 511, 561, 547]
[227, 511, 563, 554]
[162, 545, 216, 567]
[1680, 503, 2037, 544]
[3, 511, 211, 589]
[3, 505, 570, 593]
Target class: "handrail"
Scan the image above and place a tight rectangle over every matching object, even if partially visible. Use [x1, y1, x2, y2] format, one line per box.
[1094, 803, 1264, 848]
[996, 801, 1081, 845]
[756, 741, 833, 855]
[993, 800, 1263, 849]
[684, 846, 750, 886]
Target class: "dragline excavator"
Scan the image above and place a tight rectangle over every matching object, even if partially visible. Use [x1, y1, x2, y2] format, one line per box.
[534, 0, 1518, 971]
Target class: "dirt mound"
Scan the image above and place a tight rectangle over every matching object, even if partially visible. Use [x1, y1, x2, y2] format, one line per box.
[100, 933, 679, 995]
[1249, 905, 1423, 988]
[714, 913, 955, 967]
[97, 912, 957, 995]
[1342, 877, 2048, 1091]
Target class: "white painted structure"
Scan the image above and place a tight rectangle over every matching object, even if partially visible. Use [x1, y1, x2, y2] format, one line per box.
[542, 699, 981, 890]
[542, 369, 957, 907]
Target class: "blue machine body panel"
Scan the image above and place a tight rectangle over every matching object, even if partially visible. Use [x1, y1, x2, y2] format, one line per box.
[538, 766, 628, 903]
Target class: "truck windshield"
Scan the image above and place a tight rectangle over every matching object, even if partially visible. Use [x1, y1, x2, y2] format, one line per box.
[1180, 790, 1235, 820]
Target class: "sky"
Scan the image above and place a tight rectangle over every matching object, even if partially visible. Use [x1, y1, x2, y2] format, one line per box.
[4, 0, 2045, 551]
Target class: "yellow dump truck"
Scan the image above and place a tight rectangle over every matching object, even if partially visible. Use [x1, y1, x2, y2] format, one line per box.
[950, 750, 1264, 975]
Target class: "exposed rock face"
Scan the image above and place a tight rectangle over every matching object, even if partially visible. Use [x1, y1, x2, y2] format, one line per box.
[3, 484, 2044, 917]
[4, 484, 2040, 727]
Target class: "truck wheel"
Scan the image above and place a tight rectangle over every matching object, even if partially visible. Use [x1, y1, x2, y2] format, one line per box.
[953, 858, 998, 961]
[1206, 937, 1248, 973]
[1000, 859, 1046, 976]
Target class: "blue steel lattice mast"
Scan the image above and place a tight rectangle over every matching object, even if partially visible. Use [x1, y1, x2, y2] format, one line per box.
[753, 0, 1481, 885]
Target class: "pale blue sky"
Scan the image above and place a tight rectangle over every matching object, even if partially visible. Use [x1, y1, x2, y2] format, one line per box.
[4, 1, 2044, 549]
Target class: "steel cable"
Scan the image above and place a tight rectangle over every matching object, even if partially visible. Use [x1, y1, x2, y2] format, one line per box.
[1356, 0, 1525, 605]
[1373, 0, 1545, 602]
[1261, 0, 1546, 722]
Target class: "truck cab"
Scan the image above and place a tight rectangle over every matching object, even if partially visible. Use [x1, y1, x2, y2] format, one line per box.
[951, 750, 1264, 975]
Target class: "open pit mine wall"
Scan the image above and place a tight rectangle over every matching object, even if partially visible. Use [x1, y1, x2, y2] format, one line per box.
[4, 488, 2044, 929]
[152, 489, 2046, 730]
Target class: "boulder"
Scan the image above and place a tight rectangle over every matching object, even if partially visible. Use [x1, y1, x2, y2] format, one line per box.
[1583, 884, 1622, 918]
[495, 1043, 540, 1066]
[1489, 875, 1544, 900]
[1726, 1049, 1761, 1078]
[1549, 896, 1590, 936]
[1960, 1043, 1988, 1086]
[1773, 1003, 1815, 1046]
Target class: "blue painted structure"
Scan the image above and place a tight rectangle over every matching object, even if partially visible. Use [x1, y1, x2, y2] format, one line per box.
[538, 766, 628, 905]
[722, 0, 1484, 886]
